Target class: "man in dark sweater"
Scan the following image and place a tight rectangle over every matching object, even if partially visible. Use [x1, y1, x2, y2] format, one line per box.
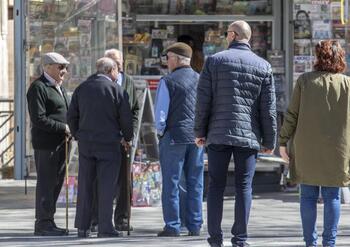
[27, 52, 70, 236]
[90, 49, 140, 232]
[67, 57, 133, 238]
[155, 43, 204, 237]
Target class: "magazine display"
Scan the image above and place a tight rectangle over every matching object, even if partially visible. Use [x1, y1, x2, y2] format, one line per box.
[293, 0, 350, 80]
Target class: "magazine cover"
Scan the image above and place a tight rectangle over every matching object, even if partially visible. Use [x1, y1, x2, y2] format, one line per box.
[294, 9, 312, 39]
[132, 161, 162, 207]
[312, 20, 332, 39]
[294, 56, 314, 73]
[332, 20, 345, 39]
[331, 2, 341, 20]
[294, 39, 312, 56]
[267, 50, 285, 74]
[294, 4, 320, 20]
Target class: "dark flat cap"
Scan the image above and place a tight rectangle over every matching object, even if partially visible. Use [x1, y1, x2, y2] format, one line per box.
[42, 52, 69, 65]
[164, 42, 192, 58]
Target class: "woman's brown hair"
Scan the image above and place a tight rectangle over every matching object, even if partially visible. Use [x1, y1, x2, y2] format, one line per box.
[314, 40, 346, 73]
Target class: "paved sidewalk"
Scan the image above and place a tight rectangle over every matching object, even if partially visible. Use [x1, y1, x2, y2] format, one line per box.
[0, 180, 349, 247]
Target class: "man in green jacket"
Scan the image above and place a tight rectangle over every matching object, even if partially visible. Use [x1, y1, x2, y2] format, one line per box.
[27, 52, 70, 236]
[90, 49, 140, 232]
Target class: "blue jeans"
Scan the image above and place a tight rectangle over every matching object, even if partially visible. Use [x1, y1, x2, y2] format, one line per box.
[300, 184, 341, 247]
[179, 172, 187, 228]
[207, 144, 257, 246]
[159, 132, 204, 233]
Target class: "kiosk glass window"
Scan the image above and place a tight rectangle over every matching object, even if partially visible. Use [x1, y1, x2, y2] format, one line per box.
[26, 0, 121, 173]
[127, 0, 273, 15]
[27, 0, 120, 93]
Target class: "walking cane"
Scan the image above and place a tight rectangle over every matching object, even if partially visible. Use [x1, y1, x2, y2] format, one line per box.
[65, 135, 69, 233]
[126, 149, 131, 236]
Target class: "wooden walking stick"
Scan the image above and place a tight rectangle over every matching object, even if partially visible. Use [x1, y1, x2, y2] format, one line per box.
[126, 149, 132, 236]
[65, 135, 69, 233]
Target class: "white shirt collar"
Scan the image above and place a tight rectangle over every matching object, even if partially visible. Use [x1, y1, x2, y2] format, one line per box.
[97, 73, 113, 82]
[43, 71, 59, 86]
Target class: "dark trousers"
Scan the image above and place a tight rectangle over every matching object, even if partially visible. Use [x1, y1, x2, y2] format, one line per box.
[206, 144, 257, 246]
[34, 145, 66, 226]
[114, 146, 130, 225]
[74, 142, 121, 233]
[91, 146, 130, 226]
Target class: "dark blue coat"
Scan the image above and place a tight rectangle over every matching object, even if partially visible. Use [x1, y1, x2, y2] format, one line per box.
[194, 41, 277, 150]
[164, 66, 199, 144]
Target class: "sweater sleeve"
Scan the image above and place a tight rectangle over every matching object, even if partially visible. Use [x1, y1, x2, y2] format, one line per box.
[259, 71, 277, 149]
[279, 76, 302, 146]
[27, 83, 66, 133]
[117, 87, 134, 142]
[67, 88, 79, 139]
[194, 56, 213, 138]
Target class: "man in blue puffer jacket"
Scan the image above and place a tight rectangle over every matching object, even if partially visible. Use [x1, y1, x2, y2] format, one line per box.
[194, 20, 277, 247]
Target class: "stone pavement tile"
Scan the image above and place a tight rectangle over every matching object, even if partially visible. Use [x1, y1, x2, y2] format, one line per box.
[1, 180, 350, 246]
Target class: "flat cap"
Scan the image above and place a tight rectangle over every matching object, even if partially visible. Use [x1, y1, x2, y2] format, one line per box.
[42, 52, 70, 65]
[164, 42, 192, 58]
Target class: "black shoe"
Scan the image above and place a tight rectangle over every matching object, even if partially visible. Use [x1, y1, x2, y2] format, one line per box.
[34, 227, 68, 236]
[51, 223, 69, 235]
[209, 243, 224, 247]
[90, 224, 98, 233]
[188, 230, 200, 236]
[97, 230, 123, 238]
[232, 243, 250, 247]
[157, 229, 180, 237]
[77, 229, 90, 238]
[115, 222, 133, 231]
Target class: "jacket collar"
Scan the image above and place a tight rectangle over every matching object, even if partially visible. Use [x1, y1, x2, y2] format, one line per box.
[228, 41, 251, 50]
[171, 65, 191, 73]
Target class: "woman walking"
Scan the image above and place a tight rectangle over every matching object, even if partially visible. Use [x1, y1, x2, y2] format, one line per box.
[279, 40, 350, 247]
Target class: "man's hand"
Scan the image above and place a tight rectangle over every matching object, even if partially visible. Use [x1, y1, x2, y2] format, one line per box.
[260, 148, 274, 154]
[121, 138, 132, 152]
[279, 146, 290, 163]
[195, 137, 206, 147]
[65, 124, 71, 135]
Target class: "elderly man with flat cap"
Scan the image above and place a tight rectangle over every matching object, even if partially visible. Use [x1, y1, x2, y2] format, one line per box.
[155, 42, 204, 237]
[27, 52, 71, 236]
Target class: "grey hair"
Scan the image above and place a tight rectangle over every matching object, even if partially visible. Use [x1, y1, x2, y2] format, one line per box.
[104, 48, 122, 60]
[175, 54, 191, 65]
[96, 57, 117, 75]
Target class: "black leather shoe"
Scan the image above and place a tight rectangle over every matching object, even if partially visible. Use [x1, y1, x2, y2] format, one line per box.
[34, 227, 68, 236]
[51, 224, 69, 235]
[77, 229, 90, 238]
[157, 229, 180, 237]
[90, 224, 98, 233]
[209, 243, 224, 247]
[188, 230, 200, 236]
[97, 230, 123, 238]
[115, 222, 133, 231]
[232, 242, 250, 247]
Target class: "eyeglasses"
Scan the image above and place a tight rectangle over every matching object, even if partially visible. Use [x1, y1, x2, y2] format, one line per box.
[224, 30, 238, 38]
[166, 54, 177, 61]
[57, 64, 68, 71]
